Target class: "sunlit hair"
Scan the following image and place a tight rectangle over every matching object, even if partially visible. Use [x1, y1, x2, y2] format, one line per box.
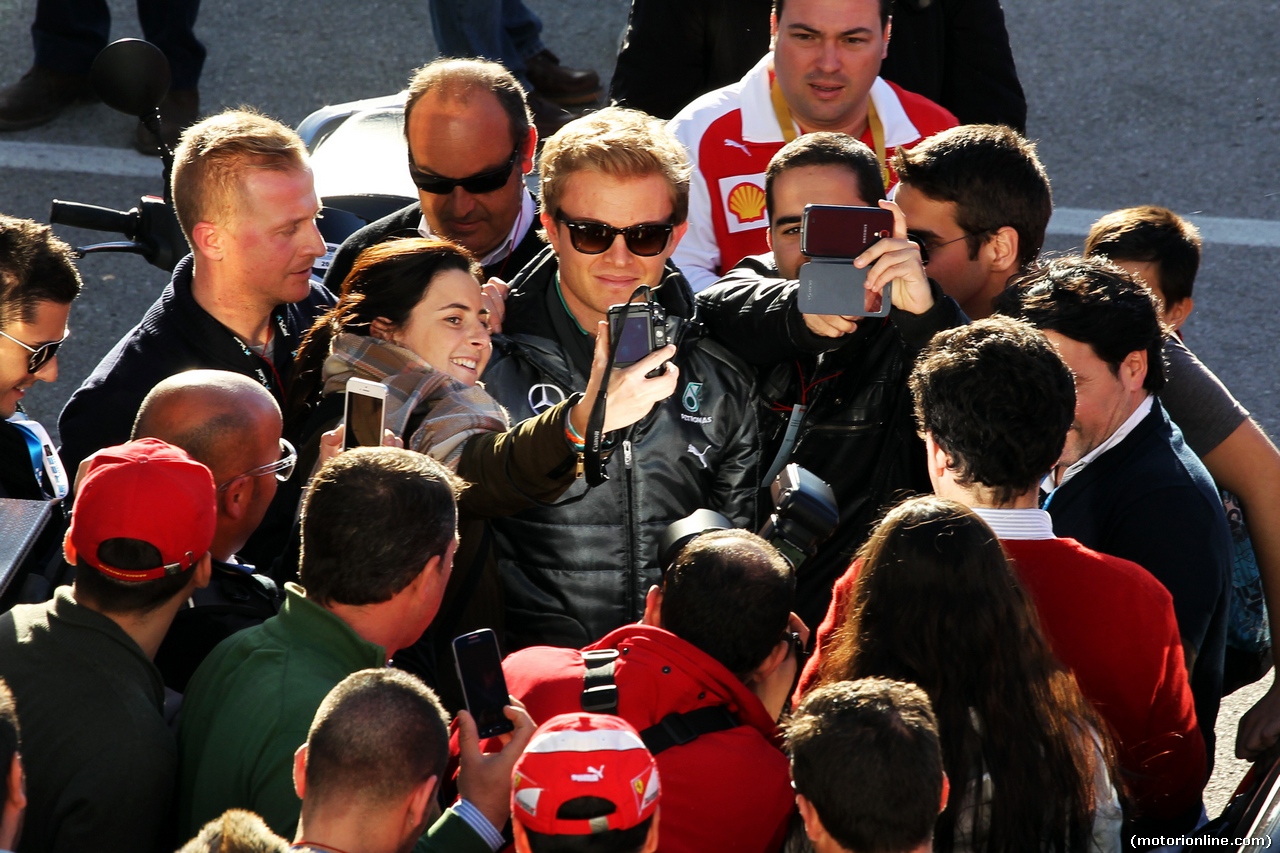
[404, 57, 533, 153]
[539, 106, 691, 225]
[892, 124, 1051, 269]
[285, 238, 479, 434]
[1085, 206, 1201, 306]
[171, 109, 310, 247]
[812, 496, 1117, 853]
[0, 215, 81, 327]
[995, 254, 1167, 394]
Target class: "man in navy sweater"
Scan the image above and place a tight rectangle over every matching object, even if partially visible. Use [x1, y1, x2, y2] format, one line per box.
[997, 255, 1231, 762]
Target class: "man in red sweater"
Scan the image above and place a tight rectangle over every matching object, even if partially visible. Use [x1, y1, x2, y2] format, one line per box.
[500, 530, 803, 853]
[800, 317, 1207, 838]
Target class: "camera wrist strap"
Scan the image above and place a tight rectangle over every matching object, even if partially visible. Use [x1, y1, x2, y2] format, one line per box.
[584, 285, 650, 487]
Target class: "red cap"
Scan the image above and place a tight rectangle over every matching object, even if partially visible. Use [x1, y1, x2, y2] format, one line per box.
[512, 713, 660, 836]
[67, 438, 216, 582]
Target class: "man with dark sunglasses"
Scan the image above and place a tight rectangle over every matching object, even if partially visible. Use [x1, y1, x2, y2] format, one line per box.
[892, 124, 1053, 319]
[695, 132, 965, 630]
[132, 370, 291, 693]
[480, 107, 761, 651]
[324, 58, 546, 301]
[0, 215, 81, 506]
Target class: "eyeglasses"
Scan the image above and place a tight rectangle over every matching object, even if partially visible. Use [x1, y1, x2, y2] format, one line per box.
[907, 230, 990, 266]
[407, 146, 520, 195]
[0, 328, 69, 373]
[785, 630, 809, 699]
[217, 438, 297, 492]
[554, 212, 675, 257]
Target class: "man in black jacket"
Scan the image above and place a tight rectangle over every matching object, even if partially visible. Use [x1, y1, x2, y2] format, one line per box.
[58, 110, 334, 477]
[0, 216, 81, 502]
[997, 256, 1231, 761]
[481, 107, 760, 650]
[696, 132, 965, 629]
[132, 370, 288, 692]
[324, 59, 545, 295]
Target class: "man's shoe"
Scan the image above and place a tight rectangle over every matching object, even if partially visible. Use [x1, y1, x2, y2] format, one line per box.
[525, 50, 602, 107]
[0, 66, 94, 131]
[529, 93, 576, 139]
[134, 88, 200, 156]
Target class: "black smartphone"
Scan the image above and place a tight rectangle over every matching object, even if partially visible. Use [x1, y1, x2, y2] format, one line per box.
[797, 204, 895, 317]
[452, 628, 515, 738]
[342, 377, 387, 451]
[607, 301, 669, 368]
[800, 204, 894, 259]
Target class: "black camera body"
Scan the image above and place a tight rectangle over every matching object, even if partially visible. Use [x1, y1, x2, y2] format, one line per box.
[658, 464, 838, 571]
[607, 301, 669, 367]
[759, 464, 839, 569]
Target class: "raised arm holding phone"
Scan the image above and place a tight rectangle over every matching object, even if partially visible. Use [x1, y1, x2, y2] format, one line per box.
[696, 132, 966, 630]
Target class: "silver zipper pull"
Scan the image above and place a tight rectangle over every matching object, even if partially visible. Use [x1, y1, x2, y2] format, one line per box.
[623, 440, 633, 469]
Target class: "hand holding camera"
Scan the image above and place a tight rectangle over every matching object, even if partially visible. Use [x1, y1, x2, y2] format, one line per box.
[571, 319, 678, 439]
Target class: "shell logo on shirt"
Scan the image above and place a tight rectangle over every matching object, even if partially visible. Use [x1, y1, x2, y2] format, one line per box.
[718, 173, 769, 233]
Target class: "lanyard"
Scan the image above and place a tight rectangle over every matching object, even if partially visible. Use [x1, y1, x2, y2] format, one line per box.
[769, 75, 890, 190]
[8, 416, 69, 500]
[230, 313, 288, 394]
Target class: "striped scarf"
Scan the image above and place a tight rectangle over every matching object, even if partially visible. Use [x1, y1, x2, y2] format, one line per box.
[322, 332, 509, 470]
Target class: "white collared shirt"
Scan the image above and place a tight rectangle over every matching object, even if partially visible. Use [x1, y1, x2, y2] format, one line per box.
[971, 507, 1056, 541]
[418, 188, 536, 270]
[1043, 394, 1154, 493]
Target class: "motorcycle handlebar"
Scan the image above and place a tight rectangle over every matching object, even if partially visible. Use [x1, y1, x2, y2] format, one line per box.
[49, 200, 137, 237]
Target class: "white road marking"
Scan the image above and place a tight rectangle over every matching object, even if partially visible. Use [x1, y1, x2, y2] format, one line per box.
[0, 139, 159, 179]
[1048, 207, 1280, 248]
[5, 141, 1280, 249]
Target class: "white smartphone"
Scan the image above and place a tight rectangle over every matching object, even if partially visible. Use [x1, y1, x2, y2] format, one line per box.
[342, 377, 388, 450]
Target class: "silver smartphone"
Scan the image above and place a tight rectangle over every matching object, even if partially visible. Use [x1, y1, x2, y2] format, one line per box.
[342, 377, 388, 450]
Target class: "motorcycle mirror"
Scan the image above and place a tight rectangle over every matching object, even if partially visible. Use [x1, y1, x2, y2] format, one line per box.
[91, 39, 171, 118]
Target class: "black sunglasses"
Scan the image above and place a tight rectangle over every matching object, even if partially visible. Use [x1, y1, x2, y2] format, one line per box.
[554, 212, 675, 257]
[0, 328, 68, 373]
[408, 146, 520, 195]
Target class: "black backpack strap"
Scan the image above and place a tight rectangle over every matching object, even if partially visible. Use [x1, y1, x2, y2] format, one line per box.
[580, 649, 621, 713]
[640, 706, 740, 755]
[578, 650, 741, 754]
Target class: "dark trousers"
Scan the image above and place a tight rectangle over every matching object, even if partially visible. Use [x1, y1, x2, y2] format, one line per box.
[33, 0, 205, 89]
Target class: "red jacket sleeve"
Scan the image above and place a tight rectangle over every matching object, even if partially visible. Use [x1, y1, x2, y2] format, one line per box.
[794, 560, 861, 703]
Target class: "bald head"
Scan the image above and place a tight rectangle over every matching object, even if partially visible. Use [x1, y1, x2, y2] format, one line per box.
[133, 370, 283, 561]
[134, 370, 280, 480]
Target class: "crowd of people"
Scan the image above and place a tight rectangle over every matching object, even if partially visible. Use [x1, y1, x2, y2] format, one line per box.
[1, 0, 1279, 851]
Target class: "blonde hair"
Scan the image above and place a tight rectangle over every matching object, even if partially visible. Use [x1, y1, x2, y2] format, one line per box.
[538, 106, 691, 224]
[170, 109, 309, 245]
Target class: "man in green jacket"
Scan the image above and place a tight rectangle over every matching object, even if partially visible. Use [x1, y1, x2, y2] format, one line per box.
[177, 447, 530, 847]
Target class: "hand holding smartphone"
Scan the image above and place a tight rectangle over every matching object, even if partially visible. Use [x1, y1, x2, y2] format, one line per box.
[797, 204, 895, 318]
[452, 628, 515, 739]
[342, 378, 388, 451]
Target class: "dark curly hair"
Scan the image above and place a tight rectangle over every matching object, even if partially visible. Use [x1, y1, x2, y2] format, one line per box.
[910, 317, 1075, 504]
[994, 255, 1166, 393]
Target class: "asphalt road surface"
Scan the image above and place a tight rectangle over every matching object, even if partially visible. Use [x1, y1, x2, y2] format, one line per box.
[1, 0, 1277, 819]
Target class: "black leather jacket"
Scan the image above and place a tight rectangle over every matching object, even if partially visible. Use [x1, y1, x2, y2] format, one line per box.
[696, 254, 967, 629]
[481, 248, 760, 650]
